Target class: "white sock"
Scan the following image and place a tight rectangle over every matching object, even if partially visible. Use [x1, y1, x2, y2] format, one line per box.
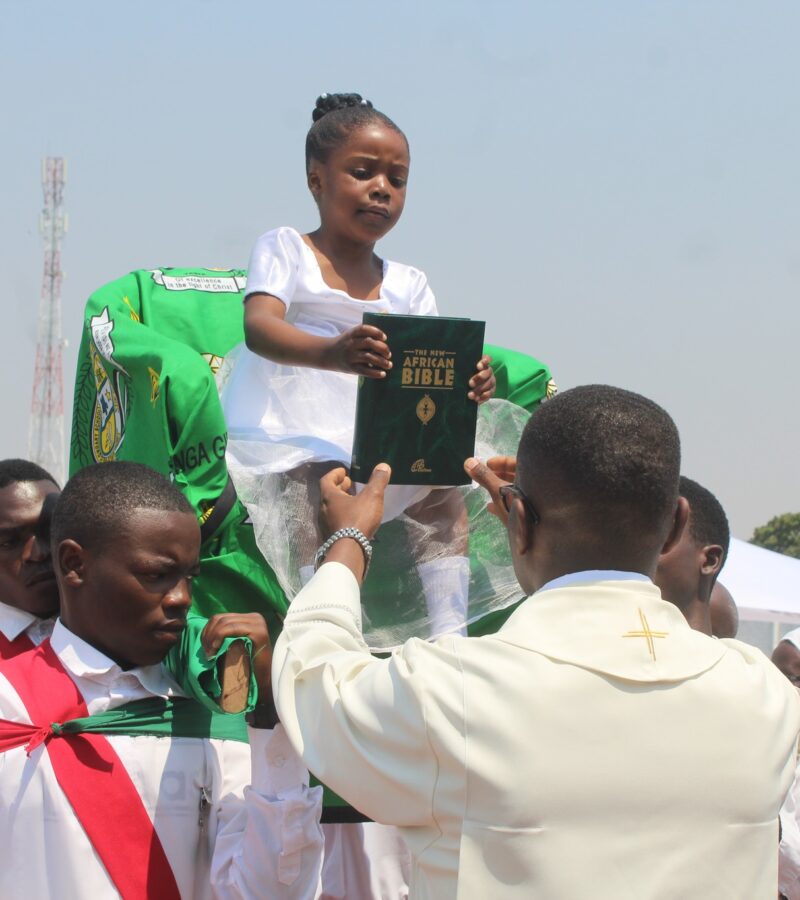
[417, 556, 470, 639]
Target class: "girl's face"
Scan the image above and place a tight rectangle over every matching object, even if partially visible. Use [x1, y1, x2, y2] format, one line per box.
[308, 122, 410, 246]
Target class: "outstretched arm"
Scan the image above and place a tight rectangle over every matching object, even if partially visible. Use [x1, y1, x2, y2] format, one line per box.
[203, 613, 324, 900]
[244, 293, 392, 378]
[272, 465, 447, 827]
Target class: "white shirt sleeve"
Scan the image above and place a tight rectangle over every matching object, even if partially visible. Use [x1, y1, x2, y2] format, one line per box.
[780, 760, 800, 900]
[407, 268, 438, 317]
[211, 725, 324, 900]
[244, 228, 302, 308]
[272, 562, 443, 828]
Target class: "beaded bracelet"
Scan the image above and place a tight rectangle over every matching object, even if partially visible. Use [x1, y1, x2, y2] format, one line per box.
[314, 527, 373, 576]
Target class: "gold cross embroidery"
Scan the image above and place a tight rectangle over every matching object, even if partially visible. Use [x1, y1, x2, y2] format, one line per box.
[622, 608, 668, 661]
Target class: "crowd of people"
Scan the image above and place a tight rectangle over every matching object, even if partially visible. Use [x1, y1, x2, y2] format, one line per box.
[2, 92, 800, 898]
[2, 388, 800, 897]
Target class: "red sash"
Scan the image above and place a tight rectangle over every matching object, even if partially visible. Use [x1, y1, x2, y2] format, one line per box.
[0, 629, 34, 660]
[0, 640, 181, 899]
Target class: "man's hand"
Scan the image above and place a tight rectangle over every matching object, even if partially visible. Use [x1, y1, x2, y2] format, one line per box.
[201, 613, 275, 726]
[318, 464, 391, 583]
[327, 324, 392, 378]
[319, 463, 391, 541]
[464, 456, 517, 524]
[468, 355, 495, 404]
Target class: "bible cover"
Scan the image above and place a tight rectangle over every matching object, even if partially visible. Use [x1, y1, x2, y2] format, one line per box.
[351, 313, 486, 486]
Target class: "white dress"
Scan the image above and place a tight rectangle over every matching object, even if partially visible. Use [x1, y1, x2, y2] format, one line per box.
[220, 227, 528, 650]
[222, 226, 437, 476]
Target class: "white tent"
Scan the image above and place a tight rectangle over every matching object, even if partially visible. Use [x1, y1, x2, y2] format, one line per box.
[720, 538, 800, 624]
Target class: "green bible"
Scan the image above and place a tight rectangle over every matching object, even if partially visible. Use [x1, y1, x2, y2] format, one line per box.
[351, 313, 486, 486]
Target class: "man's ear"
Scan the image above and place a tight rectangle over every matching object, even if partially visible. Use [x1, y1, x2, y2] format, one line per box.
[701, 544, 724, 578]
[661, 496, 690, 556]
[510, 497, 535, 557]
[58, 539, 87, 587]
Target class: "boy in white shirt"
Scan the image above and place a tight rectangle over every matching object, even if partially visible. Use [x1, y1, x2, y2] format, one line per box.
[0, 461, 324, 899]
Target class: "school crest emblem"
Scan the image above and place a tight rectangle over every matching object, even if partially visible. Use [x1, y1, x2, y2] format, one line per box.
[88, 308, 129, 463]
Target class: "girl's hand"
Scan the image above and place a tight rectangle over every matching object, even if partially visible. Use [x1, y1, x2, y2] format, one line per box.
[468, 355, 495, 403]
[328, 324, 392, 378]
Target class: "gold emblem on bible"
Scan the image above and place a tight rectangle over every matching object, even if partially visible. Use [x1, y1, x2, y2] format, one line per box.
[416, 394, 436, 424]
[411, 459, 432, 473]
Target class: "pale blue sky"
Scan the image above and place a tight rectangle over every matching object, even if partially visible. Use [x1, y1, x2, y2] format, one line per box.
[2, 0, 798, 537]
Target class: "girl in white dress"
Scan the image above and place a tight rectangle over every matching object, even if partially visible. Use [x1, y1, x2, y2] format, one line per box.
[221, 93, 525, 649]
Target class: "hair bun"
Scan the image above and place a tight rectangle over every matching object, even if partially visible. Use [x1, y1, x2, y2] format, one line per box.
[312, 92, 373, 123]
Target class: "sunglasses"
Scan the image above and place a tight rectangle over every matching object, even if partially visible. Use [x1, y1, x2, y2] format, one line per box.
[498, 483, 540, 524]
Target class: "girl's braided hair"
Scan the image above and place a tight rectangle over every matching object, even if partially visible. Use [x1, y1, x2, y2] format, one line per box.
[305, 92, 406, 172]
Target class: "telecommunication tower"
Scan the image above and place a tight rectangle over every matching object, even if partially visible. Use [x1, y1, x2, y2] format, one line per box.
[28, 157, 67, 485]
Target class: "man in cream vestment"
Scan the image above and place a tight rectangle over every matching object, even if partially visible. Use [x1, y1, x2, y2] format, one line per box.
[274, 385, 800, 900]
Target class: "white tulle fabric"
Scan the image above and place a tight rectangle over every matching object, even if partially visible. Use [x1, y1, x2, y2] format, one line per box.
[223, 398, 528, 649]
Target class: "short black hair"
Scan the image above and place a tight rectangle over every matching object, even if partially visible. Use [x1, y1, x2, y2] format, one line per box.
[305, 92, 407, 172]
[51, 462, 194, 550]
[0, 458, 59, 490]
[517, 385, 681, 533]
[680, 475, 730, 564]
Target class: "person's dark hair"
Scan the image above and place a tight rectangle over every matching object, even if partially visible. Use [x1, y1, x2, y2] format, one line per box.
[680, 475, 730, 566]
[51, 462, 194, 550]
[0, 458, 58, 490]
[305, 92, 406, 172]
[517, 385, 681, 534]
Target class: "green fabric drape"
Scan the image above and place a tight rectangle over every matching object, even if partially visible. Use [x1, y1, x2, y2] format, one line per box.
[54, 695, 248, 743]
[163, 611, 257, 714]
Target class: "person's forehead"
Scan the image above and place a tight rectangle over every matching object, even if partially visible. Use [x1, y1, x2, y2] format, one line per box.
[0, 480, 59, 530]
[116, 507, 200, 553]
[774, 641, 800, 665]
[337, 125, 409, 164]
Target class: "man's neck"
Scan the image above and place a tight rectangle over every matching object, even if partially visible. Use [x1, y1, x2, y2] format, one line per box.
[678, 597, 713, 636]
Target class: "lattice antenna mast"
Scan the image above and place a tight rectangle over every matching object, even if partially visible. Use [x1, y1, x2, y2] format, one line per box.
[28, 157, 67, 485]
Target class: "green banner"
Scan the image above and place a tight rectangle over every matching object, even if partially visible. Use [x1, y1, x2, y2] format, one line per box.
[68, 268, 287, 636]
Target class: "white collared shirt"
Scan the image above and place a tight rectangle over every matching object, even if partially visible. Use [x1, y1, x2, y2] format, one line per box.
[0, 599, 55, 647]
[50, 618, 183, 714]
[0, 619, 323, 899]
[536, 569, 650, 593]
